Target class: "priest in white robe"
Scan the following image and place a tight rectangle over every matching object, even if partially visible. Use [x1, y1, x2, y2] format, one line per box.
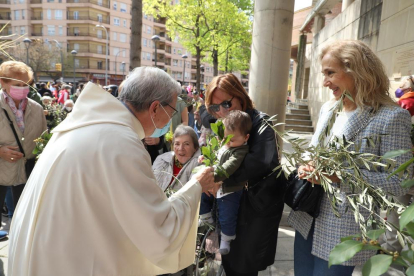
[8, 67, 215, 276]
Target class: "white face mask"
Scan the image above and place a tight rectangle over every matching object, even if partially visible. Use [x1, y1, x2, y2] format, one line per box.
[65, 107, 73, 111]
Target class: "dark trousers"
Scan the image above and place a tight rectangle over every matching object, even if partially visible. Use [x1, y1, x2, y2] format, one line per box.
[0, 184, 25, 224]
[294, 222, 355, 276]
[221, 264, 258, 276]
[200, 190, 243, 236]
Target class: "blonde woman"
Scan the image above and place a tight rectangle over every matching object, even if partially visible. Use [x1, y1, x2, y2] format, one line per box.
[289, 40, 413, 275]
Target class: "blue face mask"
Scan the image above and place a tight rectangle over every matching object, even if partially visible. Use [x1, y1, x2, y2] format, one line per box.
[150, 105, 172, 138]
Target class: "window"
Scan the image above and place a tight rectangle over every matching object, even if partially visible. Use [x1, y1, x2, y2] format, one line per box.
[143, 38, 147, 47]
[47, 0, 54, 2]
[177, 48, 182, 55]
[123, 20, 126, 27]
[22, 10, 25, 19]
[173, 48, 176, 54]
[74, 43, 79, 50]
[122, 50, 126, 57]
[19, 0, 24, 3]
[47, 25, 55, 35]
[119, 33, 126, 42]
[75, 59, 80, 68]
[98, 61, 103, 69]
[144, 14, 148, 20]
[178, 60, 182, 67]
[113, 1, 117, 10]
[114, 17, 120, 26]
[112, 32, 117, 41]
[73, 27, 79, 36]
[146, 26, 151, 34]
[20, 26, 25, 35]
[97, 14, 102, 23]
[174, 36, 179, 43]
[97, 29, 103, 38]
[97, 45, 103, 54]
[14, 10, 19, 20]
[120, 3, 127, 12]
[206, 67, 210, 72]
[55, 10, 62, 20]
[47, 9, 51, 20]
[97, 0, 102, 6]
[113, 47, 119, 55]
[173, 59, 178, 66]
[73, 11, 79, 20]
[146, 53, 151, 60]
[58, 25, 63, 36]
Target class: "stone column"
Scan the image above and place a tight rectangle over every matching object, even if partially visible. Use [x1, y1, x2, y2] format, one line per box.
[249, 0, 295, 132]
[294, 33, 307, 101]
[342, 0, 355, 12]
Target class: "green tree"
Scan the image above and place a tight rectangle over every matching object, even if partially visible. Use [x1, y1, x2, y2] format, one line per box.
[144, 0, 250, 90]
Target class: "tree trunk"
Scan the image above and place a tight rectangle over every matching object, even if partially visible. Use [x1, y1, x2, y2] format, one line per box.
[212, 46, 218, 76]
[196, 46, 201, 93]
[130, 0, 142, 71]
[225, 49, 229, 73]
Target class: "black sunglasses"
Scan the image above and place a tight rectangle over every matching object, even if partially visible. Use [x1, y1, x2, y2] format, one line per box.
[208, 97, 234, 113]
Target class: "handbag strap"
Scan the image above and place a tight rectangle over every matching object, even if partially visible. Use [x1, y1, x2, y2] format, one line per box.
[2, 108, 26, 157]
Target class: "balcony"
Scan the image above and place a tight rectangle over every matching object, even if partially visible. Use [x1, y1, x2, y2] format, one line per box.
[67, 15, 110, 24]
[67, 31, 107, 39]
[31, 15, 43, 20]
[31, 32, 43, 36]
[67, 47, 107, 55]
[0, 13, 10, 20]
[0, 0, 10, 4]
[30, 0, 42, 3]
[67, 0, 110, 8]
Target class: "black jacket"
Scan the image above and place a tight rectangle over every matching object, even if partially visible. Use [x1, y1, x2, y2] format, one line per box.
[222, 109, 280, 193]
[221, 108, 285, 273]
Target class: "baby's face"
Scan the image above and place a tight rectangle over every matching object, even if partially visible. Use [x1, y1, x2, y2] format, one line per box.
[224, 129, 249, 148]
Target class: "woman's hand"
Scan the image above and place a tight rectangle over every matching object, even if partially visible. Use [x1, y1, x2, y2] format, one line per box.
[0, 146, 24, 163]
[298, 164, 340, 184]
[144, 137, 160, 146]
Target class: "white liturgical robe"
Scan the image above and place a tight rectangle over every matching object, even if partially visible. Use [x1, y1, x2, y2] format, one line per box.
[8, 82, 201, 276]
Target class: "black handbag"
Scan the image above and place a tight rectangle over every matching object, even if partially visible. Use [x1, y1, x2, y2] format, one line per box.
[3, 109, 36, 179]
[284, 170, 323, 218]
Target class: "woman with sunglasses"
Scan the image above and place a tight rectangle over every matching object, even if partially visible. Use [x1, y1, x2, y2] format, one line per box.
[205, 73, 283, 276]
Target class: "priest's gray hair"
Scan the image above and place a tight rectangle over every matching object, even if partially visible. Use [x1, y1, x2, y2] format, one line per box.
[118, 66, 180, 112]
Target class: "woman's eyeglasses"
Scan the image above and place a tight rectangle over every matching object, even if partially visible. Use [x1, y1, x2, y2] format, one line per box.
[208, 97, 234, 113]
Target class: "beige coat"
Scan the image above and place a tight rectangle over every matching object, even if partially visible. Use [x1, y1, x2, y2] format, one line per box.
[0, 91, 46, 186]
[8, 83, 201, 275]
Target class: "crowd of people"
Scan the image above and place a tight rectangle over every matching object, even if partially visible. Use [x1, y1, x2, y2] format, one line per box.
[0, 39, 413, 276]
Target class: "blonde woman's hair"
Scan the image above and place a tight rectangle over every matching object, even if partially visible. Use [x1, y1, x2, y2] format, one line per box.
[0, 61, 33, 84]
[320, 40, 396, 112]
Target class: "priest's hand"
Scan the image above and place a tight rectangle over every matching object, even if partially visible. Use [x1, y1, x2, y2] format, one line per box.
[194, 166, 215, 195]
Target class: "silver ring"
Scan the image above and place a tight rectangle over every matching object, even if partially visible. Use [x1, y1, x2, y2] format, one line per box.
[11, 158, 14, 161]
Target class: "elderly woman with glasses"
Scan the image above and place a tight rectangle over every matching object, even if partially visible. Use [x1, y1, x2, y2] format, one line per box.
[153, 125, 201, 194]
[204, 73, 284, 276]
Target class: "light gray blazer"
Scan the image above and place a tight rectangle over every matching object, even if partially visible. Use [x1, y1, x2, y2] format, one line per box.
[152, 149, 201, 192]
[288, 101, 413, 266]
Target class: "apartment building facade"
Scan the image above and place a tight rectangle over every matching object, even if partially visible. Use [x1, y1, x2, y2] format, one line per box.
[0, 0, 215, 87]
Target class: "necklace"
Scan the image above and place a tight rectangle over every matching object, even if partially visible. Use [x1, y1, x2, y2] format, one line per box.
[174, 156, 183, 168]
